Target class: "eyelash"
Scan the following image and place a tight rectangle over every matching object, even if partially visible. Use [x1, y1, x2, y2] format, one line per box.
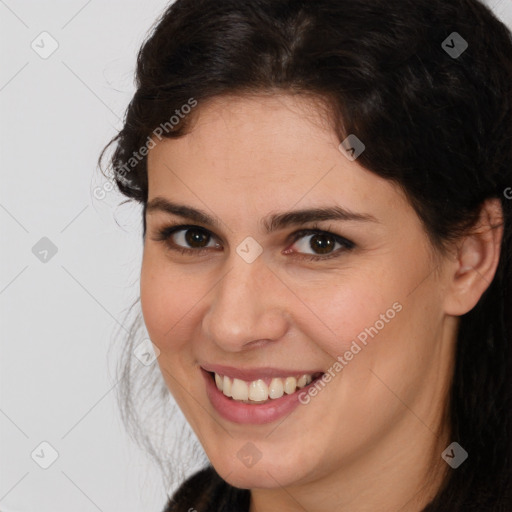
[152, 223, 356, 262]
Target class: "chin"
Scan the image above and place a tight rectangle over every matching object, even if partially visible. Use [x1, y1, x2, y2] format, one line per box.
[211, 454, 309, 490]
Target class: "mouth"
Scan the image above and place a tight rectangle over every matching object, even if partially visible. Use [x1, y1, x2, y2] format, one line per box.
[201, 367, 326, 424]
[199, 361, 329, 424]
[204, 369, 325, 404]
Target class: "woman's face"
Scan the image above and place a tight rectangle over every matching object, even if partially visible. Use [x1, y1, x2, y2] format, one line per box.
[141, 94, 454, 492]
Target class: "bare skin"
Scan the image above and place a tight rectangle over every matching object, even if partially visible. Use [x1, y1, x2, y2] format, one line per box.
[140, 94, 502, 512]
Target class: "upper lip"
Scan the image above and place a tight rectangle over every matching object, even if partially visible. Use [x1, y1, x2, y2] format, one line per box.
[201, 363, 324, 382]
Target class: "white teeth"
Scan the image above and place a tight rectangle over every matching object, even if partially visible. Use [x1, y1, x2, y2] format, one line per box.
[223, 375, 232, 397]
[268, 378, 284, 399]
[284, 377, 297, 394]
[248, 379, 268, 402]
[297, 374, 312, 388]
[231, 378, 249, 401]
[213, 372, 317, 403]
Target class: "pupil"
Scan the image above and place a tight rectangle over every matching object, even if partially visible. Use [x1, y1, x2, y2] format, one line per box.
[185, 229, 209, 247]
[310, 234, 334, 254]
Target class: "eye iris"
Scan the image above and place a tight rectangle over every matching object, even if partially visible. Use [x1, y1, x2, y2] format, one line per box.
[185, 228, 209, 248]
[310, 234, 335, 254]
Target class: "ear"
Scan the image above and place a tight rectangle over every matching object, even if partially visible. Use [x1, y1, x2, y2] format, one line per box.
[443, 198, 504, 316]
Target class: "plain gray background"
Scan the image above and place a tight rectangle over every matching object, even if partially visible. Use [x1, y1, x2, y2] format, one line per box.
[1, 0, 511, 511]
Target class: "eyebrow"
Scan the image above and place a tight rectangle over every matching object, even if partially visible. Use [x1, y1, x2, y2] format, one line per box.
[145, 197, 378, 233]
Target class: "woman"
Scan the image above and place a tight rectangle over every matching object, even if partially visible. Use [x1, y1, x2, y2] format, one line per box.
[100, 0, 512, 510]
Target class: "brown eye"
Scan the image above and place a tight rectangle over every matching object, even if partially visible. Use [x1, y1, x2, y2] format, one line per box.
[308, 233, 336, 254]
[154, 225, 221, 253]
[184, 228, 211, 248]
[288, 229, 355, 260]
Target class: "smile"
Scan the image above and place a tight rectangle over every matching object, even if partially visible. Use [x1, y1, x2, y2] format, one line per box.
[212, 371, 323, 403]
[200, 366, 325, 424]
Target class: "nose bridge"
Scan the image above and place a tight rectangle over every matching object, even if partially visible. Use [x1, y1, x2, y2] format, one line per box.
[202, 254, 288, 349]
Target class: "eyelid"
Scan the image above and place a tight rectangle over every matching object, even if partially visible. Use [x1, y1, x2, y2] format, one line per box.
[153, 223, 218, 241]
[287, 227, 354, 247]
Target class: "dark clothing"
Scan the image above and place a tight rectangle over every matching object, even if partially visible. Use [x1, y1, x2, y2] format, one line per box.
[162, 465, 251, 512]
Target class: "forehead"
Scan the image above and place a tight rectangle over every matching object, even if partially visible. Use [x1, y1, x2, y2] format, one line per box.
[150, 94, 335, 175]
[146, 94, 409, 224]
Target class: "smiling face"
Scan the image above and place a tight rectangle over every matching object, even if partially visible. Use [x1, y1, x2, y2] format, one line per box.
[140, 94, 455, 500]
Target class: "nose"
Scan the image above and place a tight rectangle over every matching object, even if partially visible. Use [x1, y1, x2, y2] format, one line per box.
[201, 253, 290, 351]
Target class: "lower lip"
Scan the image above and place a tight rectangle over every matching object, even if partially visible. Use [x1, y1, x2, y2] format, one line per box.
[201, 368, 322, 425]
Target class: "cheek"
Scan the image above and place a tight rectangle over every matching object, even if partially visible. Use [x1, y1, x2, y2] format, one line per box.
[139, 252, 201, 349]
[312, 271, 444, 416]
[139, 257, 205, 407]
[293, 272, 402, 354]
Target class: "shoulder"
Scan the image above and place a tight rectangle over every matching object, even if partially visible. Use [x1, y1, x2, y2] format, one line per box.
[161, 464, 250, 512]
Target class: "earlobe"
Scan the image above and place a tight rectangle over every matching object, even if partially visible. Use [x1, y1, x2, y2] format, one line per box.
[443, 199, 504, 316]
